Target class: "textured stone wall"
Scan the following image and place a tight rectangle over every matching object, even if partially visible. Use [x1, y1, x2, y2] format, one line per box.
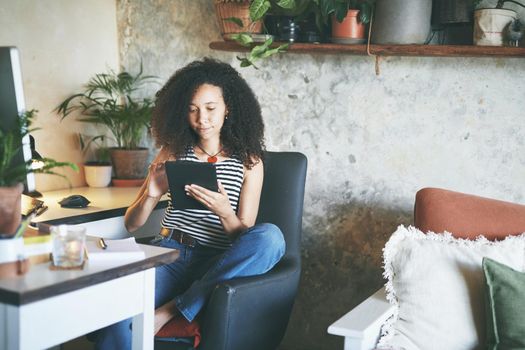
[117, 1, 525, 349]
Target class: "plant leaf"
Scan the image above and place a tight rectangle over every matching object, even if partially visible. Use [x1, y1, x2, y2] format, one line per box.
[334, 0, 348, 22]
[231, 33, 254, 47]
[224, 17, 244, 28]
[358, 2, 373, 24]
[276, 0, 296, 9]
[250, 0, 271, 22]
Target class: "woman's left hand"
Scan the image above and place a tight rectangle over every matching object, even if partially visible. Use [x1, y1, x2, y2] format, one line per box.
[185, 181, 234, 218]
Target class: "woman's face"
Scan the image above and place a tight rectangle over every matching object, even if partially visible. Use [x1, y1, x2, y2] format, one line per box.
[188, 83, 227, 142]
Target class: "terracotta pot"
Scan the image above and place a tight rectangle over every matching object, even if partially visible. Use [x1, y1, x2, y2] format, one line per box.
[331, 10, 366, 44]
[109, 148, 149, 180]
[214, 1, 262, 40]
[0, 183, 23, 235]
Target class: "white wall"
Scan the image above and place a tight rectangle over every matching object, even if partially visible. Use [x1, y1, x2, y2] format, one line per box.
[0, 0, 119, 191]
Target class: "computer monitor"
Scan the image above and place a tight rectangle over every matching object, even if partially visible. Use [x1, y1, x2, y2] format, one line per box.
[0, 46, 35, 193]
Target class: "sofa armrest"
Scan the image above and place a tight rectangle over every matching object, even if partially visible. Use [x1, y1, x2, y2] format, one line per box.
[327, 287, 394, 350]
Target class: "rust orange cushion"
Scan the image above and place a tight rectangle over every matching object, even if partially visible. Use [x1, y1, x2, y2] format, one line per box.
[414, 188, 525, 240]
[155, 314, 201, 348]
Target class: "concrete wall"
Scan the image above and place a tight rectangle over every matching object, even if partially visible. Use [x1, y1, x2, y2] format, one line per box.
[0, 0, 119, 191]
[116, 2, 525, 349]
[3, 0, 524, 349]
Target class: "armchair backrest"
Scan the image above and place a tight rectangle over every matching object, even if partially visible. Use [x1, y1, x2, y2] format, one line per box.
[256, 151, 307, 260]
[414, 187, 525, 240]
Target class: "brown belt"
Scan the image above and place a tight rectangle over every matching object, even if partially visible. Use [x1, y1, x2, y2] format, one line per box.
[160, 227, 197, 247]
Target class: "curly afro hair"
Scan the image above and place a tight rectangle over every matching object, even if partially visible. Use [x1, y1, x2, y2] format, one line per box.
[151, 58, 265, 169]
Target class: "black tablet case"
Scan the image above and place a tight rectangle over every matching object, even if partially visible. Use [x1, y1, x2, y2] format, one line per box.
[165, 160, 218, 210]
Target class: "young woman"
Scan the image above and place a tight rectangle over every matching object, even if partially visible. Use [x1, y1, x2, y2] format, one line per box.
[93, 58, 285, 349]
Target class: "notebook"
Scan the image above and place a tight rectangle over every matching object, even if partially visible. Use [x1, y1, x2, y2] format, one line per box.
[85, 237, 145, 263]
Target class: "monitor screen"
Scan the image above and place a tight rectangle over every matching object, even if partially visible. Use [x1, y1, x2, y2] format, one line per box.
[0, 46, 35, 192]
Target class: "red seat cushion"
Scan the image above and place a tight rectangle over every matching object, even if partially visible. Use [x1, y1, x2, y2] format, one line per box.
[156, 314, 201, 348]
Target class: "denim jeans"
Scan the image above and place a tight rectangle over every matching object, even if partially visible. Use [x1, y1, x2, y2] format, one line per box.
[93, 223, 285, 350]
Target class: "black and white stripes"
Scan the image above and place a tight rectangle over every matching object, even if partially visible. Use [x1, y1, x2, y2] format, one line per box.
[161, 148, 244, 249]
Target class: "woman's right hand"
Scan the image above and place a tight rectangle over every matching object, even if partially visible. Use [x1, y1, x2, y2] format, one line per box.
[146, 161, 168, 198]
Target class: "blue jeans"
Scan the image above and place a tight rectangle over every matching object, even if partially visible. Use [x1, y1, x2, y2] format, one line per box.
[93, 223, 285, 350]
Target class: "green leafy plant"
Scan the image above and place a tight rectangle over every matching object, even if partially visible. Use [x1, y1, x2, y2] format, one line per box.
[473, 0, 525, 8]
[0, 110, 78, 187]
[56, 65, 158, 149]
[78, 134, 111, 165]
[315, 0, 375, 24]
[227, 0, 295, 68]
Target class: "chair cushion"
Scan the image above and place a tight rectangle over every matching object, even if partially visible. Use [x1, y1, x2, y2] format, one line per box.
[483, 257, 525, 349]
[377, 225, 525, 350]
[155, 314, 201, 348]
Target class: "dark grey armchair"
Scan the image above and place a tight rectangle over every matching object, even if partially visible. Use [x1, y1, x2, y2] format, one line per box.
[157, 151, 307, 350]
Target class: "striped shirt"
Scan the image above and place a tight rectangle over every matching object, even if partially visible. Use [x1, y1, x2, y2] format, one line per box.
[161, 148, 244, 249]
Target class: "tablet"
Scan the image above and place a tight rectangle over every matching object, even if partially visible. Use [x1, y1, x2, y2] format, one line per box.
[165, 160, 218, 210]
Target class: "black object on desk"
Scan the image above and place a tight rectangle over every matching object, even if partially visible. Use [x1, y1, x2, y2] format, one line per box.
[165, 160, 218, 210]
[58, 195, 91, 208]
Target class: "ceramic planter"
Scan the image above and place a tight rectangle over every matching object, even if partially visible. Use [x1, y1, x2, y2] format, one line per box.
[214, 1, 262, 40]
[84, 163, 113, 187]
[0, 183, 23, 235]
[371, 0, 433, 44]
[474, 9, 517, 46]
[332, 9, 366, 44]
[109, 148, 149, 180]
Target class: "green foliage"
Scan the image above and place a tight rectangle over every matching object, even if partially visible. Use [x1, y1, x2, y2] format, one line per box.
[229, 0, 296, 68]
[236, 37, 289, 68]
[250, 0, 272, 21]
[229, 0, 376, 68]
[78, 134, 111, 164]
[56, 65, 158, 149]
[316, 0, 375, 24]
[0, 110, 78, 187]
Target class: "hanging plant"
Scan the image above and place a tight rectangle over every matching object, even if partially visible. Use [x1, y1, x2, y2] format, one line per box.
[226, 0, 295, 68]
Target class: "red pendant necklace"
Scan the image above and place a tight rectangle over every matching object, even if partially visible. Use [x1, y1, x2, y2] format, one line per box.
[196, 145, 222, 163]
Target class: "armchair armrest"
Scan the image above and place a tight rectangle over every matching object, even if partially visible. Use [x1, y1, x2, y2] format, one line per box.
[327, 287, 394, 350]
[199, 258, 300, 350]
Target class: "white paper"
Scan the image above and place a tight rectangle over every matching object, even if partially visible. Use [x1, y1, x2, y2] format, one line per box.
[85, 237, 145, 263]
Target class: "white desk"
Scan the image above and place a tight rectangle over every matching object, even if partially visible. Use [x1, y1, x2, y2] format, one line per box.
[0, 244, 178, 350]
[33, 187, 168, 239]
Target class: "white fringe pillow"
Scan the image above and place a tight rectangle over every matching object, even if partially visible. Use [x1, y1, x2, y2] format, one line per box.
[378, 225, 525, 350]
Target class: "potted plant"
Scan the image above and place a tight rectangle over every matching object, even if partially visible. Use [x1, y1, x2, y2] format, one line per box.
[78, 134, 112, 188]
[0, 110, 78, 235]
[263, 0, 327, 43]
[473, 0, 525, 46]
[223, 0, 294, 68]
[316, 0, 375, 44]
[214, 0, 264, 40]
[56, 66, 157, 185]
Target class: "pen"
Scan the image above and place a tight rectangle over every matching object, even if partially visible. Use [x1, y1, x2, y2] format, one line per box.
[35, 205, 48, 217]
[98, 238, 108, 250]
[14, 213, 36, 239]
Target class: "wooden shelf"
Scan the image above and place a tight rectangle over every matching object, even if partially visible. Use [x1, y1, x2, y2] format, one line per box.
[209, 41, 525, 58]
